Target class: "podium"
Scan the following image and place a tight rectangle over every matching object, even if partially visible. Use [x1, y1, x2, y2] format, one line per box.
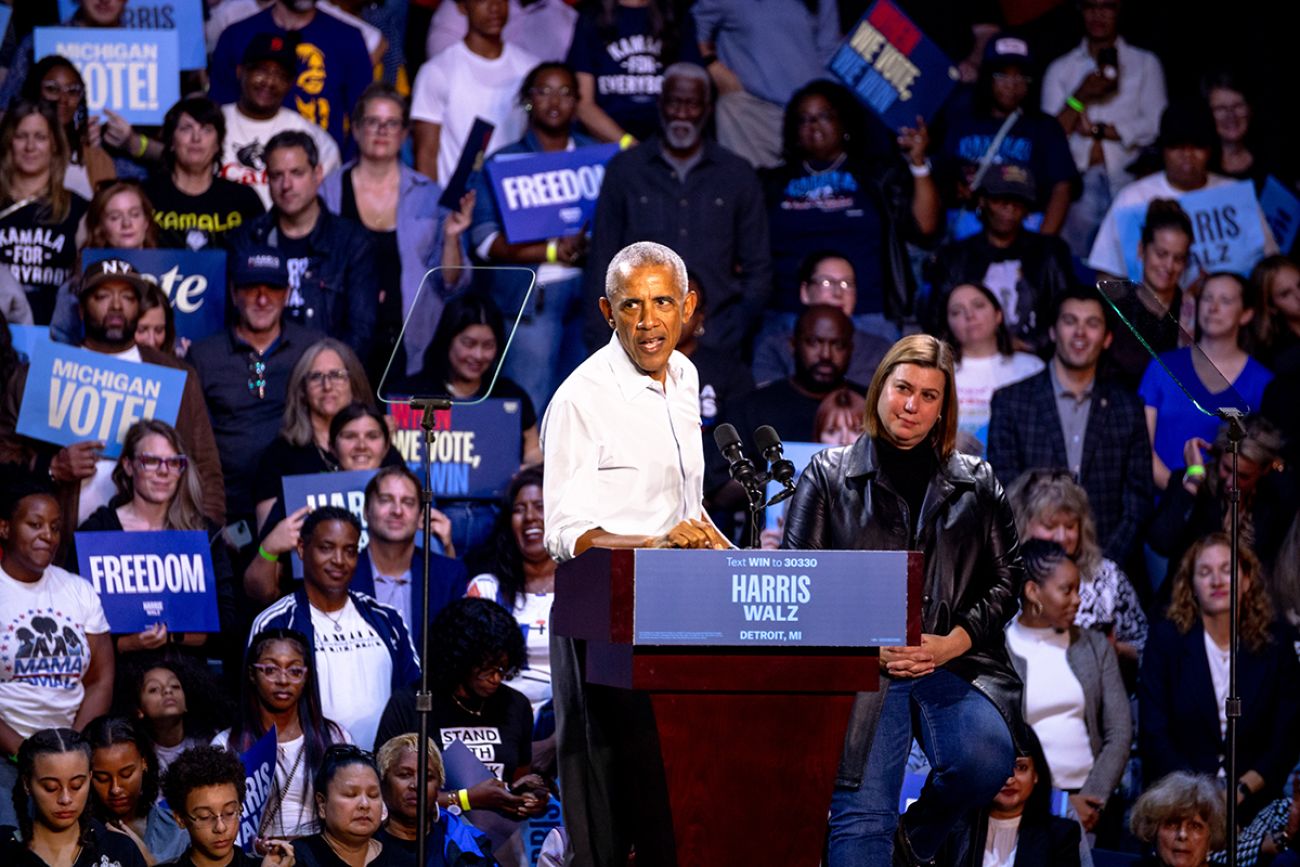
[553, 548, 922, 865]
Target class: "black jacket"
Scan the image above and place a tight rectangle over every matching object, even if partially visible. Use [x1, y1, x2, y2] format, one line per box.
[781, 435, 1025, 787]
[964, 812, 1082, 867]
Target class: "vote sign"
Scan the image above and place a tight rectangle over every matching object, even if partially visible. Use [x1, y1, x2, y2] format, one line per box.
[388, 400, 522, 500]
[55, 0, 206, 70]
[16, 341, 186, 459]
[281, 469, 377, 580]
[83, 248, 227, 343]
[486, 144, 620, 244]
[34, 27, 180, 125]
[236, 727, 278, 848]
[75, 530, 219, 633]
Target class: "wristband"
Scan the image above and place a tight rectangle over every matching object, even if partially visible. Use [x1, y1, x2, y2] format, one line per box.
[618, 133, 635, 150]
[1066, 96, 1086, 114]
[1184, 464, 1207, 478]
[134, 134, 149, 158]
[257, 545, 279, 563]
[457, 788, 471, 811]
[907, 158, 932, 178]
[545, 239, 559, 264]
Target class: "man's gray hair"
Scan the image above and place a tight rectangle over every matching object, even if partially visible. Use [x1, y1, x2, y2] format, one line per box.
[605, 242, 689, 301]
[661, 62, 712, 102]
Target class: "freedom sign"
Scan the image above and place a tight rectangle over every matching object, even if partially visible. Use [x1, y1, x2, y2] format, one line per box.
[55, 0, 205, 70]
[282, 469, 377, 579]
[388, 399, 522, 500]
[34, 27, 180, 125]
[75, 530, 220, 633]
[828, 0, 959, 131]
[16, 342, 185, 459]
[83, 248, 227, 343]
[486, 144, 620, 244]
[236, 727, 278, 848]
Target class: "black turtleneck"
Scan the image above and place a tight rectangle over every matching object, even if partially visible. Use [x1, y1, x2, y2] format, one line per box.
[875, 437, 938, 540]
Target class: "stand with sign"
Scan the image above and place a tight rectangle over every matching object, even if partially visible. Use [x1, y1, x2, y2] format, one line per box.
[553, 548, 920, 866]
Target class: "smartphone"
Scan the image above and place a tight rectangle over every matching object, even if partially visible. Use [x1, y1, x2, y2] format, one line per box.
[222, 519, 253, 549]
[1097, 47, 1119, 80]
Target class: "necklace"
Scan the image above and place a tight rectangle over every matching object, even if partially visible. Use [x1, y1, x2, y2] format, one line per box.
[801, 152, 848, 176]
[451, 692, 484, 717]
[317, 603, 348, 632]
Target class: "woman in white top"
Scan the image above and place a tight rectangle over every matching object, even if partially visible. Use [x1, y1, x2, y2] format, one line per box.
[212, 628, 351, 841]
[972, 727, 1081, 867]
[941, 283, 1044, 456]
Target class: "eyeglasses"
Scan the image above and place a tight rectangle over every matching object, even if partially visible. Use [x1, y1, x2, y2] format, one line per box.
[807, 276, 856, 295]
[991, 71, 1033, 85]
[135, 453, 189, 473]
[306, 369, 349, 389]
[41, 81, 85, 99]
[1211, 102, 1248, 118]
[472, 665, 510, 682]
[529, 86, 577, 101]
[248, 354, 267, 399]
[187, 807, 240, 829]
[359, 117, 403, 133]
[252, 663, 309, 682]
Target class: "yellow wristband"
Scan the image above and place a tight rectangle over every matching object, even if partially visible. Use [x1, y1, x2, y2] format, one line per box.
[257, 545, 279, 563]
[457, 788, 471, 811]
[134, 134, 149, 158]
[545, 239, 558, 264]
[618, 133, 635, 149]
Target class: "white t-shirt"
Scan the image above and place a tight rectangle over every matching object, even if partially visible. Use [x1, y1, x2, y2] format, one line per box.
[409, 41, 538, 187]
[1006, 619, 1093, 790]
[467, 574, 553, 719]
[0, 562, 110, 738]
[955, 353, 1045, 452]
[153, 736, 201, 778]
[1203, 629, 1230, 743]
[309, 599, 393, 750]
[219, 104, 342, 208]
[983, 815, 1022, 867]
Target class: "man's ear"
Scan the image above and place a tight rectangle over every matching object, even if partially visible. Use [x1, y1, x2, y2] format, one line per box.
[598, 296, 613, 326]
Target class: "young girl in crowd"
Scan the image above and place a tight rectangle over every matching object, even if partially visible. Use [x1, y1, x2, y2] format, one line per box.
[115, 655, 223, 778]
[86, 715, 190, 863]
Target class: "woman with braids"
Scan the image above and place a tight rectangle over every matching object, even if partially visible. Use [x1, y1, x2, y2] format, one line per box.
[1140, 532, 1300, 824]
[212, 629, 352, 842]
[85, 715, 189, 864]
[2, 728, 146, 867]
[1004, 539, 1131, 836]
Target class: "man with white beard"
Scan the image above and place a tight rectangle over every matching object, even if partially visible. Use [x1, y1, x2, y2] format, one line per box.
[584, 62, 771, 355]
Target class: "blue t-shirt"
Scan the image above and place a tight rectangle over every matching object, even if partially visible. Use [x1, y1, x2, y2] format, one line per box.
[209, 7, 373, 155]
[1138, 347, 1274, 469]
[940, 98, 1078, 209]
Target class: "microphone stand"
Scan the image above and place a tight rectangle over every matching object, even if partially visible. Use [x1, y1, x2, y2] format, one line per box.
[1219, 407, 1245, 867]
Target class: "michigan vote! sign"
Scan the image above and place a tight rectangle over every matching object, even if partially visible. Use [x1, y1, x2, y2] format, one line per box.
[75, 530, 220, 633]
[34, 27, 180, 125]
[16, 342, 186, 459]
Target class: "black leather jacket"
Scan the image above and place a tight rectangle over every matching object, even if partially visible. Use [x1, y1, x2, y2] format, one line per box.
[782, 435, 1026, 787]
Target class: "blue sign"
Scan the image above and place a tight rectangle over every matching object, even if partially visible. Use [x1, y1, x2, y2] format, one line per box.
[440, 118, 495, 210]
[487, 144, 619, 244]
[282, 469, 376, 579]
[83, 248, 227, 343]
[1114, 180, 1269, 282]
[632, 549, 911, 648]
[0, 9, 11, 47]
[8, 324, 51, 364]
[1260, 175, 1300, 254]
[75, 530, 220, 633]
[34, 27, 180, 125]
[236, 727, 278, 849]
[389, 400, 522, 500]
[56, 0, 205, 70]
[16, 341, 186, 458]
[828, 0, 959, 131]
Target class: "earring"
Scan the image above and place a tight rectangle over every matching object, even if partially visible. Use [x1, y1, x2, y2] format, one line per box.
[1031, 599, 1043, 618]
[524, 102, 533, 112]
[608, 319, 615, 327]
[694, 324, 705, 338]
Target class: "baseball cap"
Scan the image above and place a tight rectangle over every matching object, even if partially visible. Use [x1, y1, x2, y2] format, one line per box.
[232, 250, 290, 289]
[241, 32, 300, 77]
[79, 259, 150, 299]
[984, 35, 1033, 70]
[978, 164, 1037, 203]
[1157, 100, 1218, 150]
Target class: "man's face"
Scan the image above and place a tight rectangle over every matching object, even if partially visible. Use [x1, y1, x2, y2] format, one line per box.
[983, 195, 1029, 237]
[238, 61, 293, 116]
[366, 475, 419, 545]
[298, 519, 360, 594]
[794, 308, 852, 390]
[277, 0, 318, 14]
[176, 784, 241, 862]
[1081, 0, 1120, 41]
[1051, 298, 1111, 371]
[1164, 144, 1211, 191]
[234, 283, 289, 334]
[266, 144, 322, 219]
[598, 263, 696, 383]
[82, 281, 140, 346]
[458, 0, 508, 39]
[659, 76, 709, 152]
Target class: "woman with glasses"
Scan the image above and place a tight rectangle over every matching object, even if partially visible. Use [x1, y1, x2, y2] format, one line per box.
[159, 744, 296, 867]
[86, 715, 190, 863]
[292, 745, 389, 867]
[22, 54, 115, 198]
[214, 629, 353, 842]
[71, 420, 236, 657]
[1203, 71, 1285, 190]
[321, 82, 471, 380]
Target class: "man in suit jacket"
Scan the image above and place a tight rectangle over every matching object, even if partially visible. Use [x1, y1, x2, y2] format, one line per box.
[988, 285, 1153, 567]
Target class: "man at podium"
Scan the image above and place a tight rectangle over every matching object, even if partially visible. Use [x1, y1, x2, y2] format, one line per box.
[541, 241, 728, 867]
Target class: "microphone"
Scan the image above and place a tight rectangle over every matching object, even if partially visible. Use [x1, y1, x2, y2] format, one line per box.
[712, 423, 760, 491]
[753, 425, 797, 506]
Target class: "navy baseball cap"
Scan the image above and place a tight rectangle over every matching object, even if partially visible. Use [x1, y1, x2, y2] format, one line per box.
[978, 164, 1037, 203]
[984, 35, 1033, 70]
[241, 32, 300, 77]
[79, 259, 149, 299]
[232, 250, 289, 289]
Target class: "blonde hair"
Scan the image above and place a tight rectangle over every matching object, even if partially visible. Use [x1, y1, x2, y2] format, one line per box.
[1129, 772, 1226, 851]
[375, 733, 445, 789]
[1167, 532, 1274, 652]
[112, 420, 206, 531]
[280, 339, 374, 448]
[863, 335, 959, 459]
[1006, 469, 1103, 579]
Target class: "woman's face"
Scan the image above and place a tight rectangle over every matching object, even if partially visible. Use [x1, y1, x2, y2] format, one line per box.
[381, 748, 438, 826]
[28, 751, 91, 833]
[1156, 813, 1211, 867]
[990, 66, 1031, 114]
[125, 432, 183, 506]
[355, 97, 406, 162]
[527, 68, 579, 136]
[305, 349, 354, 419]
[1140, 228, 1191, 295]
[82, 0, 128, 26]
[448, 324, 498, 387]
[91, 742, 146, 820]
[1191, 543, 1248, 619]
[1208, 86, 1250, 146]
[1026, 508, 1081, 558]
[40, 65, 83, 127]
[945, 284, 1002, 350]
[12, 113, 54, 179]
[334, 415, 387, 471]
[1268, 264, 1300, 324]
[510, 483, 547, 563]
[1197, 275, 1251, 341]
[138, 666, 187, 724]
[1028, 557, 1081, 630]
[0, 494, 61, 578]
[795, 93, 844, 163]
[319, 764, 382, 843]
[171, 112, 221, 174]
[874, 363, 946, 450]
[135, 306, 168, 351]
[990, 754, 1036, 816]
[252, 640, 309, 714]
[464, 652, 509, 701]
[101, 189, 150, 249]
[817, 408, 862, 446]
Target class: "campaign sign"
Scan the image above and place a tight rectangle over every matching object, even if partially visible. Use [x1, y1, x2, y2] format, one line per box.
[236, 727, 278, 848]
[1114, 180, 1269, 281]
[1260, 175, 1300, 254]
[282, 469, 377, 579]
[440, 118, 495, 210]
[389, 400, 522, 500]
[487, 144, 620, 244]
[9, 324, 51, 364]
[632, 549, 911, 647]
[34, 27, 180, 125]
[75, 530, 219, 633]
[83, 248, 227, 343]
[828, 0, 959, 131]
[55, 0, 205, 70]
[16, 341, 186, 459]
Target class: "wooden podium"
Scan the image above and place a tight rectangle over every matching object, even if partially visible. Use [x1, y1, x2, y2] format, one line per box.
[552, 548, 921, 866]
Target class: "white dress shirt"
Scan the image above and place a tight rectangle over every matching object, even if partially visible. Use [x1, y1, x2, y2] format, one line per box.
[541, 334, 706, 563]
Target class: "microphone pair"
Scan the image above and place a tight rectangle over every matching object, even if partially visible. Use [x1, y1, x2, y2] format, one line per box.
[712, 423, 798, 506]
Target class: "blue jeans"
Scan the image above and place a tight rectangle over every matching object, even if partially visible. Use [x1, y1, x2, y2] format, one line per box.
[828, 668, 1015, 867]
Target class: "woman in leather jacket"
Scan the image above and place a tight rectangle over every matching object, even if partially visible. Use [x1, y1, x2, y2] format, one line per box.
[782, 334, 1026, 867]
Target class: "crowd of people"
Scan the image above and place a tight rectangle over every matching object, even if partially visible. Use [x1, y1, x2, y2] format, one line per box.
[1, 1, 1299, 866]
